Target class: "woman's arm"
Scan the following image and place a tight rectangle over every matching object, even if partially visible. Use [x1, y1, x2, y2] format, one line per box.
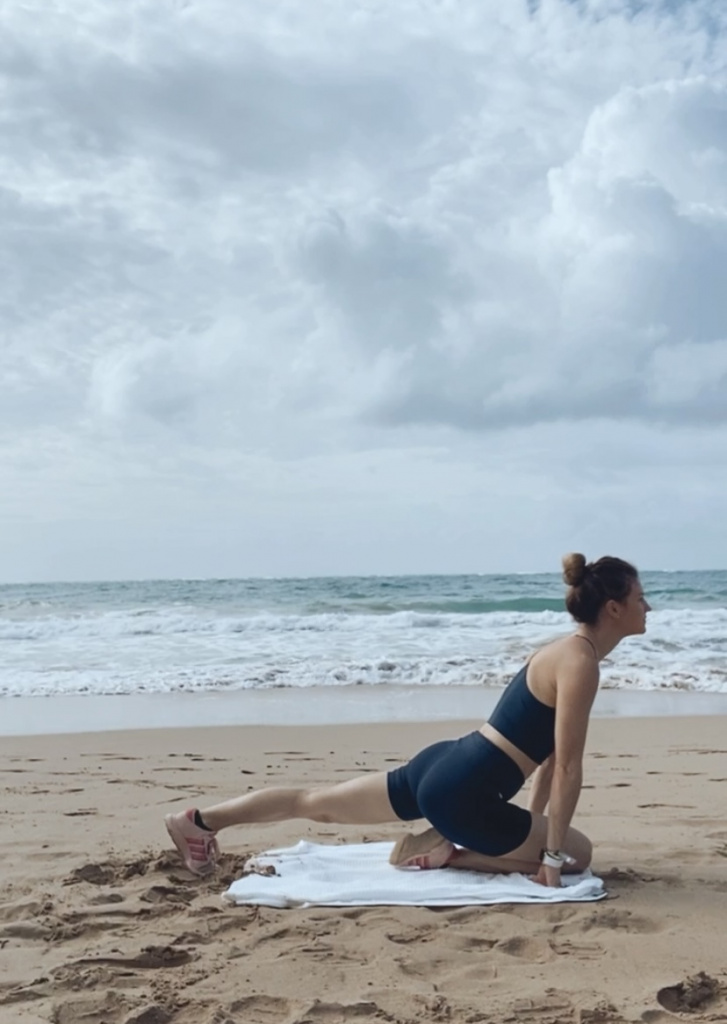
[535, 655, 599, 886]
[528, 755, 554, 814]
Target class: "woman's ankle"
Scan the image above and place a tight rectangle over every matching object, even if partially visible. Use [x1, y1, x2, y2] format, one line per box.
[194, 809, 215, 832]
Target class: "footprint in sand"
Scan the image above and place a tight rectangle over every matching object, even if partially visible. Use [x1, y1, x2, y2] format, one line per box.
[140, 885, 194, 906]
[65, 859, 149, 886]
[125, 1008, 174, 1024]
[0, 921, 52, 941]
[291, 999, 395, 1023]
[0, 898, 48, 923]
[578, 908, 661, 934]
[672, 748, 727, 755]
[600, 867, 659, 884]
[579, 1001, 627, 1022]
[74, 944, 195, 969]
[511, 994, 575, 1020]
[496, 935, 554, 962]
[81, 753, 142, 761]
[637, 803, 692, 809]
[541, 904, 584, 927]
[224, 994, 292, 1023]
[385, 924, 440, 945]
[0, 976, 53, 1008]
[550, 938, 604, 959]
[393, 954, 448, 979]
[161, 783, 208, 794]
[264, 750, 308, 755]
[88, 893, 126, 905]
[451, 932, 498, 953]
[51, 961, 140, 993]
[245, 924, 301, 947]
[657, 972, 724, 1015]
[50, 991, 136, 1024]
[202, 911, 260, 940]
[107, 777, 156, 786]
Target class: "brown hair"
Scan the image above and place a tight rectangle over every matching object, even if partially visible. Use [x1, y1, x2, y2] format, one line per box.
[562, 553, 638, 625]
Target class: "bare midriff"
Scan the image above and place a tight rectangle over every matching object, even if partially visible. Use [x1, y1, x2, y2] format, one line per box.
[478, 723, 540, 780]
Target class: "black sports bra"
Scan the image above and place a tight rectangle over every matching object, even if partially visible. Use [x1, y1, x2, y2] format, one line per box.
[487, 664, 555, 764]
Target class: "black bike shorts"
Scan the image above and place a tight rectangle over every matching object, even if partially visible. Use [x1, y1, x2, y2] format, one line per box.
[386, 730, 532, 857]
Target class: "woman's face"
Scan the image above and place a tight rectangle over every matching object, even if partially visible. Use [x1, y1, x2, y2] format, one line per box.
[618, 577, 651, 635]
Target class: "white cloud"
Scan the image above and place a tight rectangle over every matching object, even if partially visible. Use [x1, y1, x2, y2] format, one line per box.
[1, 0, 726, 578]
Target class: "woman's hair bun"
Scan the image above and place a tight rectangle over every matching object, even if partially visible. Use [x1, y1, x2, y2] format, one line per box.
[562, 552, 587, 587]
[563, 553, 639, 624]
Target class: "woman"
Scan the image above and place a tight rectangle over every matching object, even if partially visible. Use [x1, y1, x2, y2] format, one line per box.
[165, 553, 650, 887]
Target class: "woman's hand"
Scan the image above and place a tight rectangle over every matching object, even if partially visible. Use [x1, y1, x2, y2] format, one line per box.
[533, 863, 562, 888]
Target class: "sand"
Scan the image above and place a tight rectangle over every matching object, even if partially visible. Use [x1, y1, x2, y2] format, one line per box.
[1, 716, 726, 1024]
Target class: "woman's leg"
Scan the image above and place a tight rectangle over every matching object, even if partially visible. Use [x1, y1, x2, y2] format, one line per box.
[388, 734, 592, 876]
[165, 772, 402, 875]
[391, 812, 592, 874]
[451, 812, 591, 873]
[200, 772, 399, 830]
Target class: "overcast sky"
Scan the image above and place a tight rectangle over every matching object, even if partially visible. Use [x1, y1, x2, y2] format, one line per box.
[1, 0, 726, 583]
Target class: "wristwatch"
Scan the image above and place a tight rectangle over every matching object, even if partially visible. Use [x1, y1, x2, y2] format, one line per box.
[540, 848, 576, 868]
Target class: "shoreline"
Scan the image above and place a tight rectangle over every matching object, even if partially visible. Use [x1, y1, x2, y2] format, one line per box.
[2, 684, 727, 737]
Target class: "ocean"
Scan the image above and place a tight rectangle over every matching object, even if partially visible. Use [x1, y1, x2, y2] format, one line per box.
[1, 571, 726, 700]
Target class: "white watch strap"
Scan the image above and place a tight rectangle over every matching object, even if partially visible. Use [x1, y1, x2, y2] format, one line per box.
[541, 849, 576, 868]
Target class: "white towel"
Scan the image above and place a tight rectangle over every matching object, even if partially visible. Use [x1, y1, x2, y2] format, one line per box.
[222, 840, 607, 908]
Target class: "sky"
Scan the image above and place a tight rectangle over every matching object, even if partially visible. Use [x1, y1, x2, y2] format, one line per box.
[2, 0, 727, 583]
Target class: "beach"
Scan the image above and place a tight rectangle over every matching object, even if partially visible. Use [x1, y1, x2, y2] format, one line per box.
[4, 0, 727, 1015]
[2, 714, 726, 1024]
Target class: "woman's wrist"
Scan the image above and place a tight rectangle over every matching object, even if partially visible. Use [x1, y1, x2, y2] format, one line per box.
[540, 848, 575, 868]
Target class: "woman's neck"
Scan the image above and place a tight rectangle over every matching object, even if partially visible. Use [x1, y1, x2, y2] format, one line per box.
[574, 631, 599, 660]
[575, 624, 622, 661]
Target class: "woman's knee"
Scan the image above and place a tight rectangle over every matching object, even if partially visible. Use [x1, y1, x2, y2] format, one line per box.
[567, 828, 592, 870]
[519, 813, 592, 870]
[296, 788, 335, 822]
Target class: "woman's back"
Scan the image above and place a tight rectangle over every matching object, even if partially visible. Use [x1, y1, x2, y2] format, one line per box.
[481, 635, 599, 777]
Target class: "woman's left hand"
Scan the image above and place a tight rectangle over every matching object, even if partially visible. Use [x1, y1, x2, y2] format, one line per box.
[533, 863, 562, 888]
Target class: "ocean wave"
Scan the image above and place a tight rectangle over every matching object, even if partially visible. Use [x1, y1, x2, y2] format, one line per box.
[1, 575, 726, 698]
[2, 636, 726, 698]
[0, 607, 571, 643]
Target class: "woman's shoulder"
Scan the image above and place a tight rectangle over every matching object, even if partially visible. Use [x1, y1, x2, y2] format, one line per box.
[528, 635, 599, 691]
[537, 633, 598, 662]
[528, 634, 577, 668]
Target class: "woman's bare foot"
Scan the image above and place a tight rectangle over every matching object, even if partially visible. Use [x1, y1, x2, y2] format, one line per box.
[389, 825, 456, 869]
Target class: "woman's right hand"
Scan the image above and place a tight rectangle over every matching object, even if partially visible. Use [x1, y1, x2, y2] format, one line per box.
[533, 863, 562, 888]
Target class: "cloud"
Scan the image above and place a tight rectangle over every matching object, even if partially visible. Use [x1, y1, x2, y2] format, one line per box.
[1, 0, 726, 578]
[2, 0, 726, 449]
[333, 76, 727, 431]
